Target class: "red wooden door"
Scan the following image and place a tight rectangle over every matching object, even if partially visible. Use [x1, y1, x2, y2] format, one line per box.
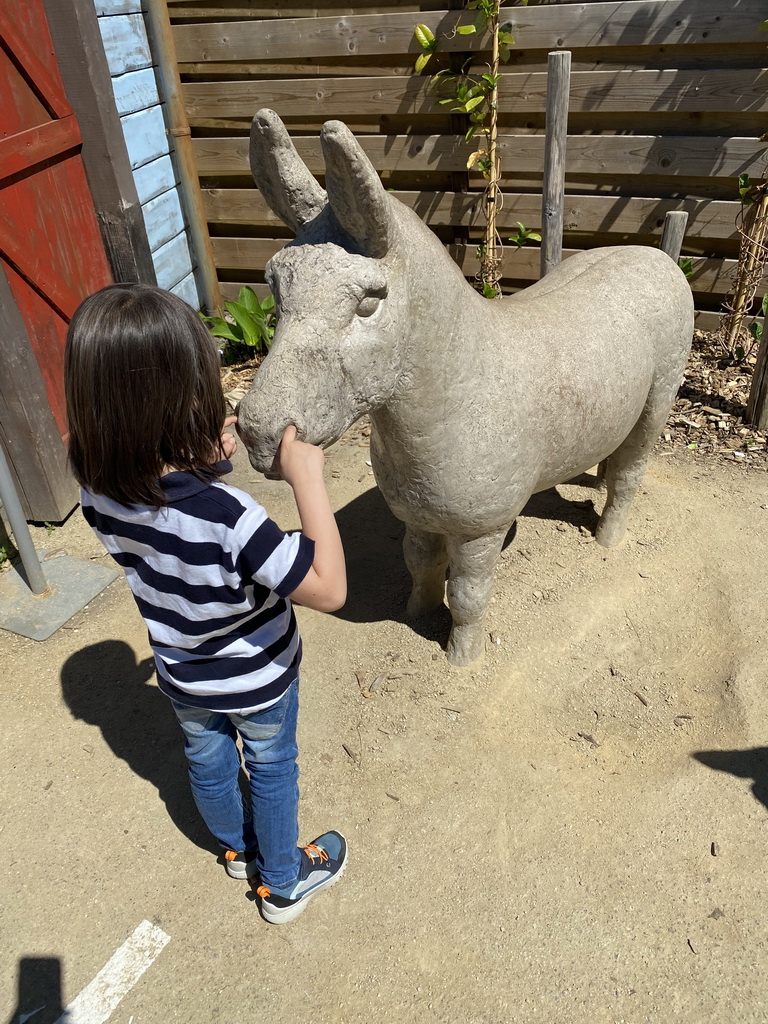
[0, 0, 113, 438]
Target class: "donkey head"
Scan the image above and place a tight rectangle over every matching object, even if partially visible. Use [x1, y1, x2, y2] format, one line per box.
[236, 110, 409, 474]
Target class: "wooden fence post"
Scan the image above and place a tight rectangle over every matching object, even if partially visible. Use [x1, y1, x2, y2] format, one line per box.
[144, 0, 222, 314]
[540, 50, 571, 278]
[660, 210, 689, 263]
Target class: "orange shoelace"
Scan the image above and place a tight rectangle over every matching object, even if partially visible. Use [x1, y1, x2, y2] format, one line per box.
[256, 843, 329, 899]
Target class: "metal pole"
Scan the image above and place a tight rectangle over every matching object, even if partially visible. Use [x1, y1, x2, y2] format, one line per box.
[0, 445, 48, 595]
[659, 210, 688, 263]
[540, 50, 571, 278]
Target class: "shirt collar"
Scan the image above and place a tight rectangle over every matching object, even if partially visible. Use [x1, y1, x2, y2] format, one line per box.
[159, 460, 232, 502]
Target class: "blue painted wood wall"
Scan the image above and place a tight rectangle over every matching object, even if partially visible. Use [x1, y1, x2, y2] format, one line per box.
[93, 0, 200, 308]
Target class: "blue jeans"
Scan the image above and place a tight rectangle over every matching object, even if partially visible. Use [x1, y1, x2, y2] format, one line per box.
[171, 678, 302, 888]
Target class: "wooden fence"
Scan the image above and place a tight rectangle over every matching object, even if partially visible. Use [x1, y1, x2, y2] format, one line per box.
[169, 0, 768, 326]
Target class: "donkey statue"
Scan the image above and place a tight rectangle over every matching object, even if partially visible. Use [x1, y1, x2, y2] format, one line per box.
[237, 109, 693, 666]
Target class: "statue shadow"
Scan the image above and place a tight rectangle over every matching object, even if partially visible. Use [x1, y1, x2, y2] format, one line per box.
[60, 640, 218, 855]
[693, 747, 768, 813]
[333, 480, 601, 637]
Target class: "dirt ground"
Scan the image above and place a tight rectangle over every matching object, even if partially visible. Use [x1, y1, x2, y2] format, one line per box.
[2, 427, 768, 1024]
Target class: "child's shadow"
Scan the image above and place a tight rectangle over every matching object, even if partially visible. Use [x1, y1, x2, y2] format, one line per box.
[60, 640, 217, 853]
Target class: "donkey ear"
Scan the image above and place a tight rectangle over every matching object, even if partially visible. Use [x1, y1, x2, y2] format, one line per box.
[320, 120, 391, 258]
[250, 109, 327, 234]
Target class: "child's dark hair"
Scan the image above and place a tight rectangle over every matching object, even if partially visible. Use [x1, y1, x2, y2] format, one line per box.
[65, 284, 226, 507]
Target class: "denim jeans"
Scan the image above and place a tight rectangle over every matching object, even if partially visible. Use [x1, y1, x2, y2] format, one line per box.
[171, 678, 302, 888]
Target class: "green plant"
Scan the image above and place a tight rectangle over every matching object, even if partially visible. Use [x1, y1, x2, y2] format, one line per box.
[0, 540, 16, 568]
[44, 521, 56, 536]
[201, 286, 276, 362]
[678, 256, 694, 279]
[413, 1, 531, 298]
[509, 222, 541, 248]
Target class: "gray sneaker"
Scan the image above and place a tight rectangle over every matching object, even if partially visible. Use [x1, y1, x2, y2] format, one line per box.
[256, 831, 348, 924]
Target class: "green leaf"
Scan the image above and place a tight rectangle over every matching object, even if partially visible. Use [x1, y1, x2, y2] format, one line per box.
[457, 23, 476, 35]
[498, 30, 515, 45]
[481, 283, 500, 299]
[465, 94, 486, 112]
[206, 320, 242, 344]
[261, 293, 276, 313]
[499, 44, 511, 63]
[414, 23, 435, 49]
[760, 19, 768, 31]
[762, 293, 768, 316]
[527, 231, 542, 242]
[415, 52, 432, 73]
[225, 301, 260, 347]
[237, 285, 261, 315]
[465, 125, 480, 142]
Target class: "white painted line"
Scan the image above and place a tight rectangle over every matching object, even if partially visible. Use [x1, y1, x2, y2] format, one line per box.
[54, 920, 170, 1024]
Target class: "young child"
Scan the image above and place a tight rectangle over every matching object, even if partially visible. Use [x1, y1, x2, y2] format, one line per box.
[64, 283, 348, 925]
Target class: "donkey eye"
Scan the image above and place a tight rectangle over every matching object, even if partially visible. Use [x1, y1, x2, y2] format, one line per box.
[357, 294, 382, 318]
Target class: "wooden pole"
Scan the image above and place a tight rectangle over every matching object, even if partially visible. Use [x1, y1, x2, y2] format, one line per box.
[143, 0, 221, 313]
[540, 50, 571, 278]
[659, 210, 688, 263]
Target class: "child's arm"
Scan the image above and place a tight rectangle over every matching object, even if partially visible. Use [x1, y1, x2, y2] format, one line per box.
[274, 425, 347, 613]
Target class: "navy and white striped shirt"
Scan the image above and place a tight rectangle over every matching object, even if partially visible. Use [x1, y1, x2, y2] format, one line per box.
[81, 462, 315, 713]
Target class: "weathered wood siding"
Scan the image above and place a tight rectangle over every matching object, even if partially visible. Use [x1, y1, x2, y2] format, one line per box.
[95, 0, 200, 306]
[170, 0, 768, 325]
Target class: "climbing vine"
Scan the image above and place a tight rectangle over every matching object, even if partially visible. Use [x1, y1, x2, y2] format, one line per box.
[414, 0, 531, 298]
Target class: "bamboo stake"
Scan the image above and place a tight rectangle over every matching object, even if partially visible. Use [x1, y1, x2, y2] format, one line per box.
[143, 0, 221, 314]
[479, 2, 502, 295]
[747, 312, 768, 429]
[540, 50, 571, 278]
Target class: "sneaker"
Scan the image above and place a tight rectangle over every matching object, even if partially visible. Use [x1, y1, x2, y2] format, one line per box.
[256, 831, 347, 925]
[224, 848, 260, 880]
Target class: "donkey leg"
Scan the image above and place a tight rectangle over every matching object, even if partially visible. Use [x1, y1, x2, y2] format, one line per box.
[596, 388, 672, 548]
[404, 525, 448, 618]
[445, 529, 507, 666]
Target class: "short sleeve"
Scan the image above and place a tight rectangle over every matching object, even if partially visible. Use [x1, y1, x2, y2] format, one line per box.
[238, 515, 315, 597]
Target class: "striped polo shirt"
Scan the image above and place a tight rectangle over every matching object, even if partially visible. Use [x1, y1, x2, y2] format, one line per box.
[81, 462, 315, 713]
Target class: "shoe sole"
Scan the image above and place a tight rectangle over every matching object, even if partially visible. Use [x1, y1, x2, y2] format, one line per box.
[259, 838, 348, 925]
[226, 862, 258, 880]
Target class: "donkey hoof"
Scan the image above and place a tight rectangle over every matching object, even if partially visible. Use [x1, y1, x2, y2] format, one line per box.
[446, 625, 485, 666]
[595, 519, 628, 549]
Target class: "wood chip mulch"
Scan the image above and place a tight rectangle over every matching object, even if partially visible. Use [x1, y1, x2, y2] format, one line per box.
[220, 330, 767, 472]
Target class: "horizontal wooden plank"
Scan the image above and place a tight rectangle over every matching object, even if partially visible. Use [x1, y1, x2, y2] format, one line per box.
[211, 235, 752, 296]
[0, 115, 81, 181]
[143, 187, 186, 251]
[133, 152, 178, 205]
[192, 133, 768, 181]
[98, 12, 152, 76]
[153, 229, 194, 289]
[168, 1, 456, 20]
[121, 104, 170, 169]
[218, 279, 729, 323]
[173, 0, 765, 63]
[183, 68, 768, 120]
[202, 188, 741, 241]
[111, 66, 160, 116]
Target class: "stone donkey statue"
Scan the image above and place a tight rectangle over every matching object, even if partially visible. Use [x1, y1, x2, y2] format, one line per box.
[237, 109, 694, 666]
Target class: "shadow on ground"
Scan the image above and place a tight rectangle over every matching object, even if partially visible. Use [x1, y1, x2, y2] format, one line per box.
[4, 956, 64, 1024]
[332, 480, 601, 640]
[693, 747, 768, 812]
[60, 640, 217, 853]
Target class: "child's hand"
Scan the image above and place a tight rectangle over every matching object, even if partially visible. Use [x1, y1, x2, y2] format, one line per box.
[273, 425, 324, 486]
[219, 416, 238, 460]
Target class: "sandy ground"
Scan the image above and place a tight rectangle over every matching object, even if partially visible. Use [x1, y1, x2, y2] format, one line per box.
[2, 429, 768, 1024]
